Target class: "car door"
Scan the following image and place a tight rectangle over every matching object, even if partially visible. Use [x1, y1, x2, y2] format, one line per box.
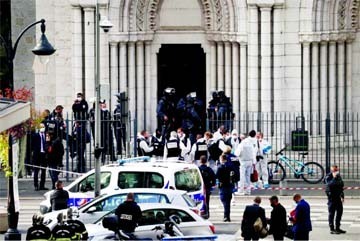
[80, 194, 127, 224]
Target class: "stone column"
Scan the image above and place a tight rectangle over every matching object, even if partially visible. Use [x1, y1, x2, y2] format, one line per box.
[206, 45, 211, 102]
[320, 41, 328, 115]
[151, 44, 160, 129]
[346, 41, 352, 114]
[303, 42, 311, 113]
[240, 43, 247, 113]
[232, 42, 240, 119]
[273, 5, 284, 113]
[224, 42, 232, 97]
[72, 5, 83, 96]
[110, 42, 119, 112]
[136, 41, 145, 130]
[260, 6, 272, 113]
[337, 41, 345, 132]
[145, 42, 152, 130]
[128, 42, 136, 123]
[210, 42, 217, 92]
[329, 41, 336, 115]
[248, 5, 259, 112]
[119, 42, 127, 92]
[311, 42, 319, 134]
[83, 7, 95, 100]
[217, 42, 224, 90]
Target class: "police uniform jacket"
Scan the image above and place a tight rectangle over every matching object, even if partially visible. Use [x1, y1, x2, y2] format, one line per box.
[115, 200, 142, 233]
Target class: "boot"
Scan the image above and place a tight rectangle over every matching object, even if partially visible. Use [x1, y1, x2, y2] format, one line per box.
[335, 227, 346, 234]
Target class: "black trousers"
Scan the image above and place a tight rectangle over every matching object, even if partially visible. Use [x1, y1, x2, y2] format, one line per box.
[294, 231, 309, 241]
[273, 234, 284, 241]
[33, 153, 46, 188]
[328, 199, 343, 229]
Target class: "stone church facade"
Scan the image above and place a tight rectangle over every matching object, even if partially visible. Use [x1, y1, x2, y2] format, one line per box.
[14, 0, 360, 131]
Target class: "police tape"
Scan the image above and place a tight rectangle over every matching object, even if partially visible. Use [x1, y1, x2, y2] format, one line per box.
[251, 186, 360, 191]
[24, 164, 83, 176]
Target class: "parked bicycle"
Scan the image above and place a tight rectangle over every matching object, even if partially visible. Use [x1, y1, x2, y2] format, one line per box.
[267, 146, 325, 184]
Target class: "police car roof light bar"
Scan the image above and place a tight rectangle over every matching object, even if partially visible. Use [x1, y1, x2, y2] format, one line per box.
[118, 156, 151, 165]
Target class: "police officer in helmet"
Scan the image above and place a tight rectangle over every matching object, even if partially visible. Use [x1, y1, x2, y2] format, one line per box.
[157, 87, 177, 140]
[115, 192, 142, 236]
[51, 213, 75, 241]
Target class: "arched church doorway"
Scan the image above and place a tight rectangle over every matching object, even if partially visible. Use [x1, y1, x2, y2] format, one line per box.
[158, 44, 206, 104]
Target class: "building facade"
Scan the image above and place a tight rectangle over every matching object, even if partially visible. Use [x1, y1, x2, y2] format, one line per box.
[10, 0, 360, 132]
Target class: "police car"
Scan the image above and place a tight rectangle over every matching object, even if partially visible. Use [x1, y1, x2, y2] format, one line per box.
[40, 157, 205, 215]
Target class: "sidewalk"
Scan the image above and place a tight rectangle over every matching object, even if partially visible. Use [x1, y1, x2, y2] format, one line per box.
[1, 171, 360, 199]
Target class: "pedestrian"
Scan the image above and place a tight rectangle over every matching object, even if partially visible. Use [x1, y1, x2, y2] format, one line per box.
[137, 130, 154, 156]
[26, 213, 52, 241]
[255, 132, 271, 189]
[198, 155, 216, 219]
[72, 92, 89, 121]
[50, 180, 69, 211]
[31, 123, 48, 191]
[268, 196, 287, 241]
[291, 193, 312, 241]
[216, 154, 236, 222]
[241, 196, 267, 241]
[223, 145, 240, 204]
[99, 99, 116, 163]
[208, 130, 227, 172]
[115, 192, 142, 236]
[65, 207, 88, 241]
[235, 130, 257, 195]
[177, 127, 191, 161]
[113, 93, 126, 156]
[325, 165, 346, 234]
[163, 131, 183, 159]
[46, 133, 64, 189]
[71, 121, 88, 173]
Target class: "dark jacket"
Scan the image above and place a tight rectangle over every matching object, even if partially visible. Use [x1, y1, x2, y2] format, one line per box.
[293, 199, 312, 233]
[47, 137, 64, 167]
[51, 223, 74, 241]
[241, 204, 267, 238]
[31, 132, 47, 164]
[325, 173, 344, 201]
[26, 224, 52, 241]
[66, 219, 88, 241]
[115, 200, 142, 233]
[216, 162, 236, 188]
[269, 203, 287, 236]
[50, 189, 69, 211]
[72, 99, 89, 120]
[199, 164, 216, 191]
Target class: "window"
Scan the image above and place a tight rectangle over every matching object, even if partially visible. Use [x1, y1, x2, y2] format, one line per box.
[174, 169, 202, 192]
[139, 208, 195, 226]
[71, 172, 111, 192]
[96, 194, 127, 212]
[181, 194, 197, 208]
[118, 172, 164, 189]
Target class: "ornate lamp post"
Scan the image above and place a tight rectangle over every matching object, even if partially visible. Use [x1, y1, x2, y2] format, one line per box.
[0, 19, 55, 241]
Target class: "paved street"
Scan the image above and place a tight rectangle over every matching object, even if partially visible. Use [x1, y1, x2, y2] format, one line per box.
[1, 195, 360, 240]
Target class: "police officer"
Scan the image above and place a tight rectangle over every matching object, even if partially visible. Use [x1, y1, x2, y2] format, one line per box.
[217, 91, 234, 131]
[157, 87, 177, 139]
[26, 213, 52, 241]
[163, 131, 183, 159]
[72, 93, 89, 121]
[137, 130, 154, 156]
[47, 105, 66, 140]
[115, 192, 142, 235]
[198, 156, 216, 219]
[113, 93, 126, 156]
[65, 207, 88, 241]
[177, 128, 191, 161]
[190, 131, 212, 164]
[207, 91, 219, 132]
[216, 154, 236, 222]
[325, 165, 346, 234]
[51, 213, 74, 241]
[99, 99, 116, 163]
[149, 129, 164, 158]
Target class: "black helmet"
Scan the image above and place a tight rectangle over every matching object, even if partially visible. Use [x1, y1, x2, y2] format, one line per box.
[211, 91, 218, 99]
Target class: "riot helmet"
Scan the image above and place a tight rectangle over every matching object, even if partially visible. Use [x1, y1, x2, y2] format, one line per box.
[164, 87, 176, 96]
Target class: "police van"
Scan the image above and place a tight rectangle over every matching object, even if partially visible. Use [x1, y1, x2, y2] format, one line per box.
[40, 157, 205, 216]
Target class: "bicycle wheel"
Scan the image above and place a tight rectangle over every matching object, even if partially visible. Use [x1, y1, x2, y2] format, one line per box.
[267, 161, 286, 184]
[301, 162, 325, 184]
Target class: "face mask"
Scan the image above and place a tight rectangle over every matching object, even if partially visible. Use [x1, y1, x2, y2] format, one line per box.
[333, 171, 339, 176]
[76, 97, 82, 101]
[40, 128, 45, 133]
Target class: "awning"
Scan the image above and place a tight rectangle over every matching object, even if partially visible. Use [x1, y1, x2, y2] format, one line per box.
[0, 98, 31, 133]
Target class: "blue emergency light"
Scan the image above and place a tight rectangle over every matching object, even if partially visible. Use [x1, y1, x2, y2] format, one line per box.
[118, 156, 151, 165]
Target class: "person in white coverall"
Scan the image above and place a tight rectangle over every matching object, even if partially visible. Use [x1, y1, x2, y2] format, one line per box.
[255, 132, 270, 189]
[235, 130, 257, 195]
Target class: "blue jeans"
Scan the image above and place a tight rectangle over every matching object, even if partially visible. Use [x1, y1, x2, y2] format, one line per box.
[219, 186, 233, 219]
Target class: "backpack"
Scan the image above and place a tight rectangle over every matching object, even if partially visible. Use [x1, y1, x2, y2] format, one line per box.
[241, 139, 255, 161]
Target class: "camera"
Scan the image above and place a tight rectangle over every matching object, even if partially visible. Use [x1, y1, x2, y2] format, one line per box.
[99, 16, 113, 32]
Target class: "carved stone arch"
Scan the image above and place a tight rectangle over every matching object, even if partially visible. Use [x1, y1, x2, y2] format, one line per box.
[350, 0, 360, 29]
[122, 0, 132, 32]
[328, 0, 337, 30]
[128, 0, 137, 31]
[338, 0, 347, 30]
[322, 0, 330, 31]
[222, 0, 230, 32]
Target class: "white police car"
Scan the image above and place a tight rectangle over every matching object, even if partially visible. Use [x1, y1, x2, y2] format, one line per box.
[40, 157, 205, 215]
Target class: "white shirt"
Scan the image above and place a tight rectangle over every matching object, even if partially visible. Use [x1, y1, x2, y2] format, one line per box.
[138, 136, 154, 154]
[234, 136, 257, 163]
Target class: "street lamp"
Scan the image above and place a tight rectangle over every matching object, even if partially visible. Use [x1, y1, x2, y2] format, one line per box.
[94, 2, 113, 197]
[0, 19, 55, 241]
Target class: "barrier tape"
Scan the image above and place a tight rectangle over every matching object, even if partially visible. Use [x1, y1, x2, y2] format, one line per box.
[252, 186, 360, 191]
[24, 164, 83, 176]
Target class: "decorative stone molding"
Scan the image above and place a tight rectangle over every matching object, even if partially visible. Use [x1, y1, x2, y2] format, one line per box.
[108, 31, 155, 43]
[148, 0, 159, 31]
[136, 0, 146, 31]
[351, 0, 360, 29]
[214, 0, 223, 31]
[299, 30, 356, 43]
[338, 0, 347, 30]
